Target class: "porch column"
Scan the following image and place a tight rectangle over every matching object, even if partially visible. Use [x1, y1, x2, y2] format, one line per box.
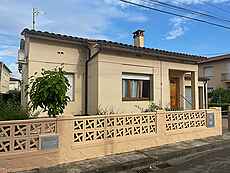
[180, 73, 186, 109]
[161, 67, 170, 109]
[191, 71, 199, 109]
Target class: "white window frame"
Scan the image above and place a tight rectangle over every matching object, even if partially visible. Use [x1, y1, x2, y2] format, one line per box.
[65, 73, 75, 101]
[122, 73, 152, 101]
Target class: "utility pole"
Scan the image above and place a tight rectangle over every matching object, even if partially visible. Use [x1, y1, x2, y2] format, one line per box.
[32, 8, 40, 30]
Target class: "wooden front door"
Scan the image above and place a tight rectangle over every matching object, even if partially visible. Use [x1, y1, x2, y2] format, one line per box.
[170, 78, 179, 109]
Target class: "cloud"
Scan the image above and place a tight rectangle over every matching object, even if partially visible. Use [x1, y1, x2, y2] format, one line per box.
[0, 0, 148, 77]
[0, 47, 17, 57]
[8, 62, 21, 79]
[172, 0, 230, 5]
[127, 15, 148, 22]
[166, 17, 188, 40]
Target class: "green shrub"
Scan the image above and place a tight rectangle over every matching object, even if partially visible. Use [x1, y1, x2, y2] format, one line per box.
[0, 91, 21, 103]
[0, 99, 29, 121]
[208, 102, 229, 112]
[135, 102, 163, 112]
[208, 88, 230, 113]
[209, 88, 230, 104]
[27, 66, 70, 117]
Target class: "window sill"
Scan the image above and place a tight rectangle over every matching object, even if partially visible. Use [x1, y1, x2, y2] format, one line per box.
[122, 98, 150, 102]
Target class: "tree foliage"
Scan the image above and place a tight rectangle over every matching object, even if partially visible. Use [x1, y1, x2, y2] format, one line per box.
[209, 88, 230, 104]
[27, 66, 70, 117]
[0, 99, 30, 121]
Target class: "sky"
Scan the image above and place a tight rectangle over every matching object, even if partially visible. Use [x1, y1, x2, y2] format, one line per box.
[1, 0, 230, 78]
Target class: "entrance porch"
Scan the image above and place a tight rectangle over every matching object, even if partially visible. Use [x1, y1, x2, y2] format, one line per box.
[166, 69, 206, 110]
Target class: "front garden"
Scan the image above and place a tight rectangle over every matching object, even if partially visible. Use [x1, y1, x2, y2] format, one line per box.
[0, 66, 70, 121]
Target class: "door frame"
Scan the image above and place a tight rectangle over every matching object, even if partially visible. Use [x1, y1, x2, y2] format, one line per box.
[170, 78, 180, 109]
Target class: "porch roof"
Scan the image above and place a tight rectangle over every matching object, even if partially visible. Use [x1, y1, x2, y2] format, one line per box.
[22, 28, 207, 64]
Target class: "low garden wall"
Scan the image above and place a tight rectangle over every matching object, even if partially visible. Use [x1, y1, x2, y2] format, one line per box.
[0, 108, 222, 172]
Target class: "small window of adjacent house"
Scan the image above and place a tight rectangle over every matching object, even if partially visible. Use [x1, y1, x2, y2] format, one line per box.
[204, 67, 213, 79]
[65, 74, 74, 101]
[207, 87, 214, 93]
[122, 73, 151, 101]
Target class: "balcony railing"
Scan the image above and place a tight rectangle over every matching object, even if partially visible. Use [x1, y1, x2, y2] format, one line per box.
[221, 73, 230, 82]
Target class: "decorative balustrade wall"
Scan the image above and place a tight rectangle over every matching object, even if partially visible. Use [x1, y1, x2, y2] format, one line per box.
[0, 108, 222, 172]
[165, 110, 207, 131]
[73, 113, 157, 144]
[0, 108, 222, 173]
[0, 119, 56, 154]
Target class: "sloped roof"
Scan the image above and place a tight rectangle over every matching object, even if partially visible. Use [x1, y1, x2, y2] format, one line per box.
[200, 54, 230, 63]
[0, 62, 12, 73]
[22, 28, 207, 63]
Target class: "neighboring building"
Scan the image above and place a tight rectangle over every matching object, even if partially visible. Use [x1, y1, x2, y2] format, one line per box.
[0, 62, 11, 93]
[9, 77, 21, 91]
[18, 29, 208, 115]
[199, 54, 230, 92]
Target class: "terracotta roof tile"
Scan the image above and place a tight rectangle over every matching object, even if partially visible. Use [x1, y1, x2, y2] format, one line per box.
[22, 28, 207, 62]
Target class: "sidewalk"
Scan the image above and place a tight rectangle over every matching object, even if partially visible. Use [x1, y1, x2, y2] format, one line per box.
[15, 132, 230, 173]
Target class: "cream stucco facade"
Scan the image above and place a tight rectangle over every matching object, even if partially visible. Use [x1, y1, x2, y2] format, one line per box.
[19, 29, 207, 116]
[199, 56, 230, 91]
[0, 62, 11, 93]
[88, 51, 203, 114]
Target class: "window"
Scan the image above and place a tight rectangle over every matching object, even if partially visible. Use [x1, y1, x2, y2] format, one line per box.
[199, 87, 204, 109]
[185, 86, 192, 110]
[122, 73, 151, 101]
[65, 74, 74, 101]
[204, 67, 213, 79]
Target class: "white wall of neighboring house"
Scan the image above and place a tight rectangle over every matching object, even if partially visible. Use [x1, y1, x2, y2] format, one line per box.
[9, 79, 21, 91]
[0, 63, 11, 93]
[199, 58, 230, 91]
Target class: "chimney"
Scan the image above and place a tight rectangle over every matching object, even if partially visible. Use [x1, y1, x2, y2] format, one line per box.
[133, 30, 144, 47]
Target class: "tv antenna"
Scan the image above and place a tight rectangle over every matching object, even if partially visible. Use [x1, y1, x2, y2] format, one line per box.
[32, 8, 43, 30]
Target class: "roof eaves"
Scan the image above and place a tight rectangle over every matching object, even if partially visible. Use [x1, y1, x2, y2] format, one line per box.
[21, 28, 207, 62]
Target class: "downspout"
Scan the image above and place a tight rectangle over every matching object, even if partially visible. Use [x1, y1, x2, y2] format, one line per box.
[85, 44, 101, 115]
[85, 47, 91, 115]
[204, 80, 208, 109]
[160, 61, 163, 107]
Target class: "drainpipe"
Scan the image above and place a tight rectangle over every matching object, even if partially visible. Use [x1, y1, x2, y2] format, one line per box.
[204, 80, 208, 109]
[85, 47, 91, 115]
[160, 61, 163, 108]
[85, 44, 101, 115]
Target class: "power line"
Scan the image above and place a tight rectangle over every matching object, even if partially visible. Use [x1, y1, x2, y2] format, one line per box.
[204, 2, 230, 16]
[120, 0, 230, 30]
[145, 0, 230, 24]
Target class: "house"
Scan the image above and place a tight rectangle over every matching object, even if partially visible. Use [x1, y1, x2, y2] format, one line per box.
[0, 62, 11, 93]
[18, 29, 208, 115]
[9, 77, 21, 91]
[199, 54, 230, 92]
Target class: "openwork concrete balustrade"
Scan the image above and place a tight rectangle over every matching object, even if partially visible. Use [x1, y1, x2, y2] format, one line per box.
[73, 113, 157, 144]
[0, 118, 56, 153]
[0, 108, 222, 172]
[0, 109, 221, 155]
[165, 110, 207, 131]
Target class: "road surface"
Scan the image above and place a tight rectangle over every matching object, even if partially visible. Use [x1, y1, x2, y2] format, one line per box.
[122, 145, 230, 173]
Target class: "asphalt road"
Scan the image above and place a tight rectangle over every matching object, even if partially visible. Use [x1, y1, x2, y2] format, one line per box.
[124, 145, 230, 173]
